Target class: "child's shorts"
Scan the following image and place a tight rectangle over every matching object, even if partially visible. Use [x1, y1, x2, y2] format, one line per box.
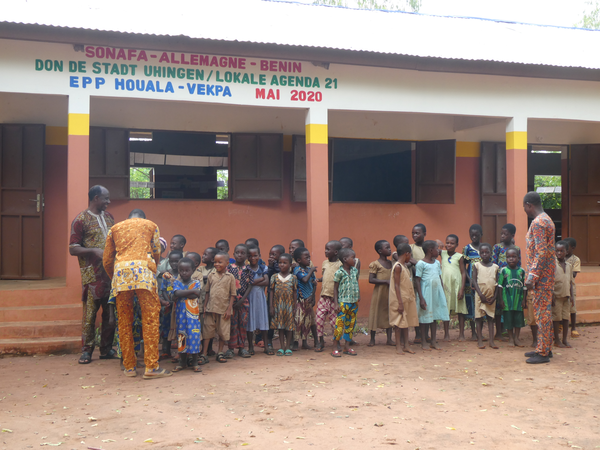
[502, 310, 525, 329]
[203, 312, 230, 341]
[570, 284, 577, 314]
[552, 296, 571, 322]
[526, 292, 536, 326]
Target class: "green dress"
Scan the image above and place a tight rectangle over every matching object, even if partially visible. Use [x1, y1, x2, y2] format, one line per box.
[441, 250, 467, 315]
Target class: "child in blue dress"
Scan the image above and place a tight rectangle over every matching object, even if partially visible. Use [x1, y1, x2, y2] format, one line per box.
[245, 245, 271, 355]
[415, 240, 449, 351]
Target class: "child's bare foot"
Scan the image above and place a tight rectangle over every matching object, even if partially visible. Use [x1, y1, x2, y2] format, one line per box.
[508, 339, 515, 347]
[431, 342, 442, 350]
[350, 339, 359, 346]
[530, 341, 536, 348]
[563, 341, 572, 348]
[301, 340, 310, 350]
[396, 348, 405, 355]
[443, 335, 451, 342]
[403, 348, 416, 354]
[421, 343, 431, 351]
[292, 341, 299, 351]
[470, 335, 478, 342]
[556, 341, 568, 348]
[386, 339, 396, 346]
[367, 339, 376, 347]
[514, 338, 524, 347]
[458, 334, 465, 342]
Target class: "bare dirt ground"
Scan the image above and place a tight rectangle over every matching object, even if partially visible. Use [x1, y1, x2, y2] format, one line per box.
[1, 323, 599, 450]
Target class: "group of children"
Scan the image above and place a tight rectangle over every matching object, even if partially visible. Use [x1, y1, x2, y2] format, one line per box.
[365, 223, 581, 356]
[147, 223, 581, 372]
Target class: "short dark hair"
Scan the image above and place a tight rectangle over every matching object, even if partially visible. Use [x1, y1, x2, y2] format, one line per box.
[173, 234, 187, 245]
[128, 208, 146, 219]
[556, 240, 569, 251]
[187, 252, 201, 265]
[524, 191, 542, 206]
[326, 240, 342, 250]
[502, 223, 516, 235]
[422, 240, 437, 253]
[291, 239, 305, 247]
[565, 237, 577, 248]
[469, 224, 483, 235]
[247, 244, 260, 254]
[169, 250, 183, 259]
[393, 235, 408, 247]
[340, 237, 353, 247]
[413, 223, 427, 233]
[374, 240, 388, 253]
[271, 244, 285, 254]
[506, 246, 520, 257]
[178, 257, 194, 268]
[293, 247, 309, 262]
[339, 247, 355, 263]
[88, 185, 106, 202]
[234, 243, 248, 253]
[479, 242, 493, 253]
[245, 238, 259, 247]
[215, 251, 229, 260]
[215, 239, 229, 249]
[446, 234, 459, 245]
[396, 242, 411, 256]
[279, 253, 293, 264]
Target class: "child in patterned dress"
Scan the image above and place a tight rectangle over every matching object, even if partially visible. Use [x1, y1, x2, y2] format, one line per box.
[269, 253, 298, 356]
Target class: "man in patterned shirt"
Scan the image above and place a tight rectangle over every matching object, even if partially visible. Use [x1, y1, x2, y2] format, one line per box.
[103, 209, 172, 379]
[523, 192, 556, 364]
[69, 185, 116, 365]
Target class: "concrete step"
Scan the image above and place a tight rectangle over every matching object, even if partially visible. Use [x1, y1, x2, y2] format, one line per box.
[0, 304, 81, 322]
[0, 282, 78, 308]
[576, 282, 600, 298]
[0, 320, 80, 339]
[577, 309, 600, 324]
[577, 296, 600, 310]
[576, 271, 600, 284]
[0, 336, 80, 355]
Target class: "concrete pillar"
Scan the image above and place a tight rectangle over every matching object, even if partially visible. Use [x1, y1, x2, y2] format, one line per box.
[506, 117, 528, 250]
[66, 95, 90, 288]
[305, 108, 329, 259]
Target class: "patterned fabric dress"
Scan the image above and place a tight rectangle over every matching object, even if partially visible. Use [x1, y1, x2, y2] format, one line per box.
[270, 273, 298, 331]
[462, 244, 481, 320]
[227, 263, 252, 348]
[293, 265, 317, 340]
[171, 279, 202, 354]
[492, 243, 521, 269]
[160, 275, 175, 340]
[333, 266, 360, 342]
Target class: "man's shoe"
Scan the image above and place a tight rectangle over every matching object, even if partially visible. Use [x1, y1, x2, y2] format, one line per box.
[526, 354, 550, 364]
[524, 350, 552, 358]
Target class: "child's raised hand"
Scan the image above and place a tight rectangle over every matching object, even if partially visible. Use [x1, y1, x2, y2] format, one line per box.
[163, 272, 172, 280]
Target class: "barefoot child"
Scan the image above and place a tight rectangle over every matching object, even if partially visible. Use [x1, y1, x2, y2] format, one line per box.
[553, 240, 574, 348]
[463, 224, 483, 341]
[202, 252, 237, 363]
[315, 240, 343, 352]
[290, 239, 312, 350]
[497, 247, 526, 347]
[265, 245, 285, 349]
[269, 253, 297, 356]
[245, 245, 270, 356]
[441, 234, 467, 341]
[391, 235, 409, 262]
[492, 223, 521, 340]
[199, 247, 217, 361]
[332, 248, 360, 357]
[411, 224, 427, 343]
[389, 243, 418, 354]
[367, 240, 394, 347]
[293, 247, 319, 350]
[171, 258, 202, 373]
[227, 244, 252, 358]
[159, 250, 183, 360]
[472, 243, 500, 349]
[565, 237, 581, 338]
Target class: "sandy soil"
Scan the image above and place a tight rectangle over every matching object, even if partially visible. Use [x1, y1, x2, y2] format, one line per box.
[1, 323, 599, 450]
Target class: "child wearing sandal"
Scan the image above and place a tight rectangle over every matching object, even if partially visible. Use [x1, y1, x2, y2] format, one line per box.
[245, 245, 270, 356]
[332, 248, 361, 357]
[472, 243, 500, 350]
[293, 247, 319, 350]
[553, 240, 574, 349]
[170, 258, 202, 373]
[202, 252, 237, 363]
[159, 250, 183, 361]
[389, 243, 418, 355]
[269, 253, 298, 356]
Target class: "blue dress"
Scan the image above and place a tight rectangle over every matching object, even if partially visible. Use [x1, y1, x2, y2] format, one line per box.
[247, 264, 270, 332]
[416, 260, 449, 324]
[171, 279, 202, 354]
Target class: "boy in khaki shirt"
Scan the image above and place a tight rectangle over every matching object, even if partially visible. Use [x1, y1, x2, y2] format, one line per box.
[202, 252, 236, 363]
[552, 241, 574, 349]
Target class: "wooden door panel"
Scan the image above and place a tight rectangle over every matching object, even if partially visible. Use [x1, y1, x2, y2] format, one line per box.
[0, 216, 20, 278]
[1, 125, 22, 188]
[571, 195, 600, 213]
[22, 216, 43, 277]
[571, 215, 588, 262]
[589, 216, 600, 264]
[22, 126, 45, 188]
[481, 142, 507, 245]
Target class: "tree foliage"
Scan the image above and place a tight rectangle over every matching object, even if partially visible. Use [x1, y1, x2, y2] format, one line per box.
[577, 1, 600, 28]
[313, 0, 421, 12]
[534, 175, 562, 210]
[130, 167, 153, 199]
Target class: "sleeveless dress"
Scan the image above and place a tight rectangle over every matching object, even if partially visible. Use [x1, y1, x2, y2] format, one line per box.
[389, 261, 418, 328]
[474, 262, 499, 319]
[368, 259, 393, 330]
[416, 260, 450, 324]
[247, 264, 270, 332]
[441, 250, 467, 314]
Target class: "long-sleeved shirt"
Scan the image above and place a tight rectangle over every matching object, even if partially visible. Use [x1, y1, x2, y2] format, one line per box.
[525, 212, 556, 290]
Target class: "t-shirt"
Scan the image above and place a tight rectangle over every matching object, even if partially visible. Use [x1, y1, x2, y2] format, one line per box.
[205, 271, 237, 314]
[333, 266, 360, 304]
[498, 266, 526, 311]
[565, 254, 581, 274]
[321, 260, 342, 298]
[293, 265, 316, 300]
[554, 259, 573, 298]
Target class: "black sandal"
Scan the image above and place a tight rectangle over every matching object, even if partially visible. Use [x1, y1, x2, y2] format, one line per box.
[78, 352, 92, 364]
[192, 365, 202, 373]
[99, 349, 118, 360]
[198, 355, 209, 365]
[238, 349, 251, 358]
[265, 345, 275, 356]
[216, 352, 227, 363]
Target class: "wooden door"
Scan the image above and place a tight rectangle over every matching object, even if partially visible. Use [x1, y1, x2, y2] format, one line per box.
[569, 144, 600, 265]
[0, 124, 45, 279]
[480, 142, 506, 244]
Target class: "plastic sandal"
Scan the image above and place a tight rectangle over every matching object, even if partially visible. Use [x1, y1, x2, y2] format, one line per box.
[224, 349, 235, 359]
[343, 349, 357, 356]
[331, 350, 342, 358]
[276, 349, 284, 356]
[284, 349, 293, 356]
[216, 352, 227, 363]
[123, 368, 137, 377]
[78, 352, 92, 364]
[143, 368, 173, 379]
[198, 355, 209, 365]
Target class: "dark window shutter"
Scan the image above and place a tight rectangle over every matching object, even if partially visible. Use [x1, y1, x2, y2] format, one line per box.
[89, 127, 129, 199]
[416, 139, 456, 204]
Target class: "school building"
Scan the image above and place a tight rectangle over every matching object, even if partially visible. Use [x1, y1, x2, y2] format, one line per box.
[1, 0, 599, 354]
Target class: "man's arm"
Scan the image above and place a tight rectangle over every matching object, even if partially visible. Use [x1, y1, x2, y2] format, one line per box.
[102, 230, 116, 279]
[151, 226, 161, 267]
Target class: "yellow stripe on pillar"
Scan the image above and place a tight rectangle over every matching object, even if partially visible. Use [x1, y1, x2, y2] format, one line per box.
[68, 113, 90, 136]
[305, 123, 328, 145]
[506, 131, 527, 149]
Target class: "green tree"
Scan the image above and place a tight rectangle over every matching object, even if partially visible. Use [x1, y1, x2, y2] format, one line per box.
[217, 170, 229, 200]
[534, 175, 562, 210]
[577, 1, 600, 28]
[313, 0, 421, 12]
[130, 167, 153, 199]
